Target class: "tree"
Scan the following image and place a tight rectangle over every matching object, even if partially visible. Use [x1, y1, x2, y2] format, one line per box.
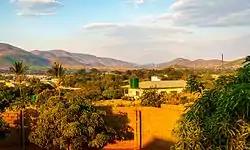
[9, 61, 29, 100]
[77, 68, 87, 75]
[243, 56, 250, 67]
[140, 89, 163, 107]
[185, 75, 205, 93]
[0, 117, 9, 140]
[9, 61, 29, 150]
[90, 68, 100, 74]
[173, 63, 250, 149]
[0, 84, 11, 140]
[29, 93, 117, 150]
[47, 62, 66, 97]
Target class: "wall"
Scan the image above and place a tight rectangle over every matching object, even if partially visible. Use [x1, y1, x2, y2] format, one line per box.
[127, 89, 143, 99]
[105, 105, 185, 149]
[127, 88, 184, 99]
[1, 105, 185, 150]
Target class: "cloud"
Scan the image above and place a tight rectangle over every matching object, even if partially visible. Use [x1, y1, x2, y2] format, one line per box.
[83, 22, 192, 42]
[79, 22, 194, 63]
[133, 0, 144, 4]
[83, 23, 119, 30]
[123, 0, 145, 5]
[10, 0, 63, 16]
[156, 0, 250, 27]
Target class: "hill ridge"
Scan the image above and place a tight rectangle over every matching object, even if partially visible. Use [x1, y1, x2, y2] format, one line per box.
[0, 43, 245, 69]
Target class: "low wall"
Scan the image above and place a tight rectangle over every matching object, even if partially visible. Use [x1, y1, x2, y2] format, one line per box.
[105, 105, 185, 149]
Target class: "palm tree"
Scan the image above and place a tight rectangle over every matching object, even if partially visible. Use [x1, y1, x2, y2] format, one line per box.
[243, 56, 250, 67]
[10, 61, 29, 97]
[47, 62, 66, 97]
[9, 61, 29, 150]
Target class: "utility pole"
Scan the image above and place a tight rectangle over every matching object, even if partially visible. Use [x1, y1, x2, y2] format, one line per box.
[221, 53, 224, 70]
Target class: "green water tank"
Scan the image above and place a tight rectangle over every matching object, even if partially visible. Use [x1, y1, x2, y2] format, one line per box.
[130, 78, 139, 89]
[31, 95, 36, 102]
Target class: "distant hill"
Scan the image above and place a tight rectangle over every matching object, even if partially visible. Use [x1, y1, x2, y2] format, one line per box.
[158, 58, 191, 68]
[0, 43, 245, 70]
[224, 58, 245, 68]
[157, 57, 248, 69]
[157, 58, 228, 69]
[31, 50, 137, 68]
[0, 43, 50, 69]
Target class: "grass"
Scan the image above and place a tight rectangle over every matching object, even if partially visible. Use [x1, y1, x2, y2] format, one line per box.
[94, 99, 141, 107]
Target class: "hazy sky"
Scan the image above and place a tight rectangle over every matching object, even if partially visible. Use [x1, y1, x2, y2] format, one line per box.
[0, 0, 249, 64]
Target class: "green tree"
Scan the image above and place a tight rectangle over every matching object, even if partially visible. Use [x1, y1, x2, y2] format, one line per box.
[9, 61, 29, 100]
[173, 63, 250, 149]
[29, 93, 117, 150]
[0, 117, 9, 140]
[185, 75, 205, 93]
[243, 56, 250, 67]
[140, 89, 163, 107]
[0, 84, 11, 140]
[77, 68, 86, 75]
[9, 61, 29, 150]
[47, 62, 66, 97]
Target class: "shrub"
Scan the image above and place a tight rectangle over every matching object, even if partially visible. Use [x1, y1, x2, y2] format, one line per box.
[0, 117, 10, 139]
[140, 89, 163, 107]
[162, 92, 199, 105]
[173, 63, 250, 149]
[29, 92, 121, 150]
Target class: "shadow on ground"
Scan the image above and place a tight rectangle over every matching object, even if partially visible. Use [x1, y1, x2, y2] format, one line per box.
[1, 106, 134, 150]
[142, 138, 175, 150]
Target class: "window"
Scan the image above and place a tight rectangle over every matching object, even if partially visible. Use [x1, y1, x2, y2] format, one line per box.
[124, 89, 128, 94]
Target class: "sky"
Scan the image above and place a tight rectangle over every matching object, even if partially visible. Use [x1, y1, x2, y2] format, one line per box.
[0, 0, 250, 64]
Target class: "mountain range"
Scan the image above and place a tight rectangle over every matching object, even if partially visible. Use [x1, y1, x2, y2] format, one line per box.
[0, 43, 245, 70]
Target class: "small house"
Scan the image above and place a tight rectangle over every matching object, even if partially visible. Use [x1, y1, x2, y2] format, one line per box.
[122, 77, 186, 99]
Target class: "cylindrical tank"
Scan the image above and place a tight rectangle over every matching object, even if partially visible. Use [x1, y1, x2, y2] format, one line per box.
[130, 78, 139, 89]
[31, 95, 36, 102]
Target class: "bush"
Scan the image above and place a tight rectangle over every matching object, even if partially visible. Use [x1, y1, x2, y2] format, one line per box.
[162, 92, 200, 105]
[30, 92, 118, 150]
[121, 96, 135, 101]
[173, 64, 250, 149]
[140, 89, 163, 107]
[0, 117, 10, 140]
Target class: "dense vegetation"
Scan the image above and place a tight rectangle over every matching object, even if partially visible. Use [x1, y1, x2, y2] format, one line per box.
[0, 57, 247, 149]
[173, 58, 250, 149]
[0, 61, 135, 149]
[30, 92, 118, 150]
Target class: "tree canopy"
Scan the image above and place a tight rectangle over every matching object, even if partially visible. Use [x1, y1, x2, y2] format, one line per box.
[173, 58, 250, 150]
[29, 91, 126, 150]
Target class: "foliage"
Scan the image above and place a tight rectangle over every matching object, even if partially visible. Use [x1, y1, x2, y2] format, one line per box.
[173, 60, 250, 150]
[243, 56, 250, 67]
[9, 61, 29, 82]
[0, 85, 11, 140]
[64, 73, 125, 100]
[0, 117, 10, 140]
[0, 84, 18, 110]
[121, 96, 135, 101]
[185, 75, 205, 93]
[140, 89, 164, 107]
[9, 61, 29, 111]
[47, 62, 66, 97]
[29, 92, 118, 150]
[0, 85, 12, 140]
[47, 62, 66, 78]
[162, 92, 199, 105]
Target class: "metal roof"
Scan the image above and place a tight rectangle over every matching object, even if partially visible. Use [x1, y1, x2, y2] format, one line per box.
[122, 80, 187, 89]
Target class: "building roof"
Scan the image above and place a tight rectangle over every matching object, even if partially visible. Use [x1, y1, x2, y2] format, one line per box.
[122, 80, 187, 89]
